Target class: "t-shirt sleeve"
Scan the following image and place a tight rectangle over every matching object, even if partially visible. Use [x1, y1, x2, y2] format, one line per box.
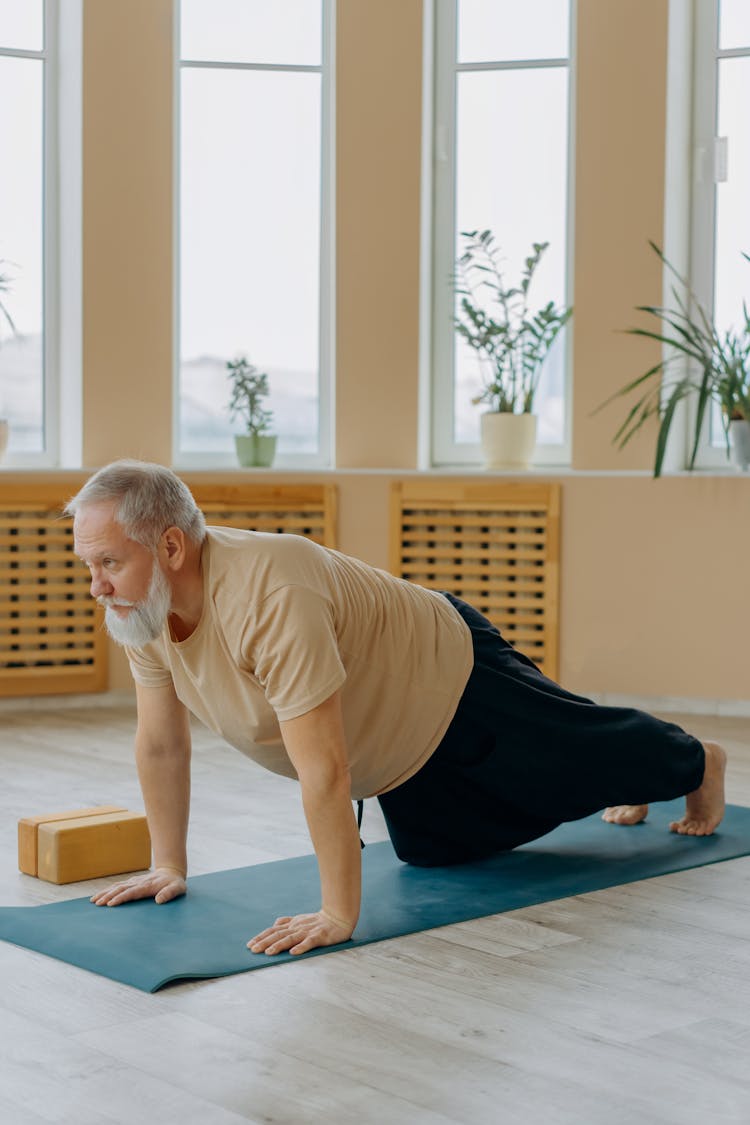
[243, 585, 347, 722]
[125, 642, 173, 688]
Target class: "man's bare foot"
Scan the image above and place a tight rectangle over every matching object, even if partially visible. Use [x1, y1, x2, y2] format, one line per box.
[669, 740, 727, 836]
[602, 804, 649, 826]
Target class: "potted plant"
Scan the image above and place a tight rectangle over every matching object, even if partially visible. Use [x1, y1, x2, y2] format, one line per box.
[226, 355, 277, 468]
[454, 229, 572, 469]
[599, 241, 750, 476]
[0, 259, 16, 463]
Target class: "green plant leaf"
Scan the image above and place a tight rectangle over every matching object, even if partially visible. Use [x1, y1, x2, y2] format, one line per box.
[600, 241, 750, 474]
[452, 231, 571, 414]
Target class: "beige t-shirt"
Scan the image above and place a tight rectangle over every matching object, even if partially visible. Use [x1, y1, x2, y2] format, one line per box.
[127, 527, 474, 799]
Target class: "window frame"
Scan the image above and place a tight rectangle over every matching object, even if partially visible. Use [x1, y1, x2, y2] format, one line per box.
[690, 0, 724, 469]
[680, 0, 750, 470]
[172, 0, 335, 470]
[428, 0, 576, 469]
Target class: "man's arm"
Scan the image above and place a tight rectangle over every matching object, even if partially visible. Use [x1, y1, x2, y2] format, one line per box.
[248, 689, 361, 955]
[90, 680, 192, 907]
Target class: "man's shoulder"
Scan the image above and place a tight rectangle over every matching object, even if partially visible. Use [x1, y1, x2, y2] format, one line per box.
[205, 524, 261, 550]
[205, 527, 328, 595]
[207, 525, 317, 547]
[206, 526, 323, 563]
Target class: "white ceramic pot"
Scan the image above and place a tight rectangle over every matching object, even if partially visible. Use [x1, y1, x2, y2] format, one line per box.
[253, 434, 277, 467]
[480, 412, 537, 470]
[0, 419, 8, 464]
[234, 432, 278, 468]
[728, 419, 750, 472]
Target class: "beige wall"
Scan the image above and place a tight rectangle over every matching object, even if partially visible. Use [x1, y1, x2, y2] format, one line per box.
[572, 0, 668, 470]
[67, 1, 750, 702]
[560, 475, 750, 699]
[82, 0, 174, 466]
[336, 1, 423, 468]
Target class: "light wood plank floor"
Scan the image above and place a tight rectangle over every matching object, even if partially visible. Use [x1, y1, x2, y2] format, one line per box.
[1, 704, 750, 1124]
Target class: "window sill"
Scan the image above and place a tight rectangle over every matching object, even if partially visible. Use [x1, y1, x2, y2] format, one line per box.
[0, 464, 748, 480]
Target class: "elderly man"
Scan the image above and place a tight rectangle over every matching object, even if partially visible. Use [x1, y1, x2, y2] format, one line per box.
[66, 460, 726, 957]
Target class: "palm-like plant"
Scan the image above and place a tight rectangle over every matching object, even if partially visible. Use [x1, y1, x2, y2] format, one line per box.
[600, 241, 750, 477]
[454, 229, 572, 414]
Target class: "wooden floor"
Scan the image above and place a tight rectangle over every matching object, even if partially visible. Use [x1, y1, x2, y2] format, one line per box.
[1, 704, 750, 1123]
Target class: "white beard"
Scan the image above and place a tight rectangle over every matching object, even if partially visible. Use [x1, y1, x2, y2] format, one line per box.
[100, 561, 173, 648]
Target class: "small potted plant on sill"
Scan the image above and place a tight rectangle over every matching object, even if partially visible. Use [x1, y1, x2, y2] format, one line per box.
[454, 229, 572, 470]
[597, 241, 750, 476]
[226, 355, 277, 468]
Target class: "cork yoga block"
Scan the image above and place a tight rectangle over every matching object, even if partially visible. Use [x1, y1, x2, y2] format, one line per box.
[18, 806, 152, 884]
[18, 805, 127, 876]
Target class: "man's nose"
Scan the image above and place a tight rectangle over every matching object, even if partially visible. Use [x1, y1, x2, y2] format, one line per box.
[89, 571, 112, 599]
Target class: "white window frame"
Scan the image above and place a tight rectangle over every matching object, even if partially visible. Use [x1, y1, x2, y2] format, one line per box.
[0, 1, 81, 468]
[690, 0, 726, 469]
[173, 0, 335, 470]
[668, 0, 749, 471]
[428, 0, 576, 468]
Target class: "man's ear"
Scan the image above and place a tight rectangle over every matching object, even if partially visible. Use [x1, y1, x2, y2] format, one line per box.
[161, 526, 187, 570]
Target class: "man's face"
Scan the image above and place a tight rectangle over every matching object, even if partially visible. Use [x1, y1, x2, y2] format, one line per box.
[73, 502, 172, 647]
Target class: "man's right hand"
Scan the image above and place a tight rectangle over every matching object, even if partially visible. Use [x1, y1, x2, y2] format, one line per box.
[89, 866, 187, 907]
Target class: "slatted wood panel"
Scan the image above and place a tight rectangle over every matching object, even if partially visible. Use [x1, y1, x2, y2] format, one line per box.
[390, 481, 560, 678]
[186, 483, 337, 547]
[0, 480, 107, 697]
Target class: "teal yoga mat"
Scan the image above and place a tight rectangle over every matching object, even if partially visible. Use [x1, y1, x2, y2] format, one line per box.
[2, 799, 750, 992]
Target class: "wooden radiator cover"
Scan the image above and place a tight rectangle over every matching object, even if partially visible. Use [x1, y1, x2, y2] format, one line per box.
[390, 481, 560, 678]
[0, 481, 107, 697]
[0, 479, 337, 698]
[186, 483, 337, 548]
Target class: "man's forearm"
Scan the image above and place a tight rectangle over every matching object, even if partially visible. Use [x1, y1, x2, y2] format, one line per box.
[135, 736, 191, 875]
[301, 778, 362, 928]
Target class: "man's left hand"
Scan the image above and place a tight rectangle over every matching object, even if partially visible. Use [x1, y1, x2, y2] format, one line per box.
[247, 910, 354, 956]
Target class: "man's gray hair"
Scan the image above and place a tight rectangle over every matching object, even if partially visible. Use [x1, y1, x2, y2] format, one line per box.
[65, 460, 206, 548]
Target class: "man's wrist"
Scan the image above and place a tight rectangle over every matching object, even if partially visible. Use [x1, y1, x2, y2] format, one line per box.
[156, 862, 187, 879]
[320, 906, 357, 930]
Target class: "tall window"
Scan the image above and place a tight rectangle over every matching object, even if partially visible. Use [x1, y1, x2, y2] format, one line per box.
[177, 0, 333, 467]
[691, 0, 750, 464]
[431, 0, 573, 466]
[0, 1, 50, 461]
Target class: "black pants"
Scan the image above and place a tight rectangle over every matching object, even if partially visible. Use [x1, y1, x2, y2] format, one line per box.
[377, 595, 705, 867]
